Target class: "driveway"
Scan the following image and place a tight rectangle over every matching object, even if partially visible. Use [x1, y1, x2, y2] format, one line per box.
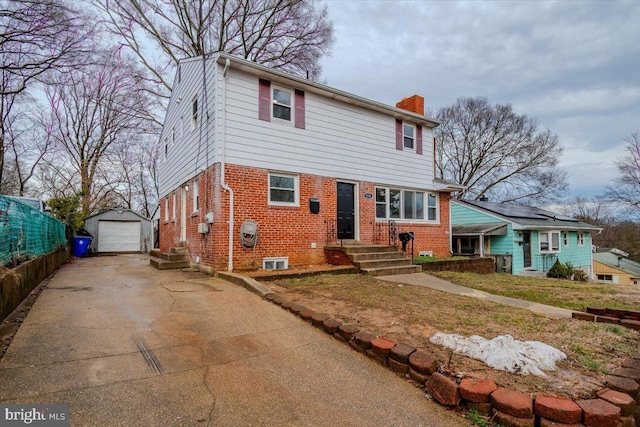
[0, 255, 468, 426]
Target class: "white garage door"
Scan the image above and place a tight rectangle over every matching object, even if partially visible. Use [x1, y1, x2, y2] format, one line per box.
[98, 221, 141, 252]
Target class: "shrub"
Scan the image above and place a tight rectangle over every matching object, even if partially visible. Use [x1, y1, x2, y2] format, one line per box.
[547, 259, 569, 279]
[572, 268, 589, 282]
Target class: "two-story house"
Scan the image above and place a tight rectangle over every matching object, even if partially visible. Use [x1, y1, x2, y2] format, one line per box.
[157, 52, 462, 273]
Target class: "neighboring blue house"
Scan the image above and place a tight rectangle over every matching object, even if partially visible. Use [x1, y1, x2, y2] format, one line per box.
[451, 200, 602, 276]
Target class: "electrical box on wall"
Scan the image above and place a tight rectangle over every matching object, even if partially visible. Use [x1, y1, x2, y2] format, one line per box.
[205, 212, 214, 224]
[198, 223, 209, 234]
[309, 198, 320, 214]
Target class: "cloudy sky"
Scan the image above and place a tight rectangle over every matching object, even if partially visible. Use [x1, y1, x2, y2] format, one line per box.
[319, 0, 640, 198]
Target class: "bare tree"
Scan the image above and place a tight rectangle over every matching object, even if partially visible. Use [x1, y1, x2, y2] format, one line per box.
[435, 97, 568, 204]
[96, 0, 334, 100]
[44, 49, 154, 216]
[111, 135, 160, 217]
[605, 132, 640, 219]
[557, 196, 612, 225]
[1, 98, 55, 195]
[0, 0, 91, 189]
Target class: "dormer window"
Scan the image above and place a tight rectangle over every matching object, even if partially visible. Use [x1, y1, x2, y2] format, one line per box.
[272, 87, 292, 121]
[403, 123, 415, 149]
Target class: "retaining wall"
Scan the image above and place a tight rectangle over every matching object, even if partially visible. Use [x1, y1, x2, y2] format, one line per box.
[417, 257, 494, 274]
[262, 290, 640, 427]
[0, 248, 69, 322]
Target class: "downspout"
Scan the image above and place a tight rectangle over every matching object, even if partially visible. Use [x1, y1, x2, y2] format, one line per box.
[220, 58, 234, 271]
[448, 194, 453, 254]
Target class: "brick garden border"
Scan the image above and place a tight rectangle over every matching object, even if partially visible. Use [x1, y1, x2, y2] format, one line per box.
[259, 289, 640, 426]
[572, 307, 640, 332]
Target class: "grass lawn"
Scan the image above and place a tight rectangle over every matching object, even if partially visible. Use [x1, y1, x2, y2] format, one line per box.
[430, 271, 640, 311]
[266, 273, 639, 400]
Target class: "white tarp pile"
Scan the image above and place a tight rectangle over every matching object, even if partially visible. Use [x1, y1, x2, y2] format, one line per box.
[429, 333, 566, 377]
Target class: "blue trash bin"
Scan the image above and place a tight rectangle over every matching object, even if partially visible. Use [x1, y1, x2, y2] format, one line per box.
[73, 237, 92, 257]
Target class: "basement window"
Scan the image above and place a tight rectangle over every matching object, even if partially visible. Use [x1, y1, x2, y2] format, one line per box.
[263, 257, 288, 270]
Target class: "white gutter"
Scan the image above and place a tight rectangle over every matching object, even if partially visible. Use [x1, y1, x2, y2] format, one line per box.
[220, 58, 234, 271]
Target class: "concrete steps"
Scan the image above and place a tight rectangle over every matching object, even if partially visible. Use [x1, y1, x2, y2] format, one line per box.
[332, 243, 419, 276]
[149, 245, 189, 270]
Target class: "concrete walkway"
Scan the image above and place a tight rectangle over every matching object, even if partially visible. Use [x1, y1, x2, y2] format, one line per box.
[0, 255, 468, 427]
[378, 273, 574, 319]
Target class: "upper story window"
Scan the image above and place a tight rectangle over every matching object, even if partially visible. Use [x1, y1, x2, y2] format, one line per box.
[164, 138, 168, 160]
[272, 87, 292, 121]
[403, 123, 415, 149]
[259, 79, 305, 129]
[375, 186, 438, 222]
[540, 231, 560, 253]
[268, 173, 299, 206]
[191, 96, 198, 129]
[577, 232, 585, 247]
[395, 119, 422, 153]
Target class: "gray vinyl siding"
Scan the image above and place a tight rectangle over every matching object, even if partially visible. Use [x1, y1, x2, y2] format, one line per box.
[222, 68, 436, 190]
[158, 59, 217, 198]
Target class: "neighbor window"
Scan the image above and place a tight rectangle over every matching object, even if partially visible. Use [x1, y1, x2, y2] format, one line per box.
[375, 187, 437, 222]
[268, 173, 298, 206]
[164, 138, 168, 160]
[539, 231, 560, 253]
[172, 193, 176, 220]
[192, 180, 199, 212]
[597, 274, 613, 282]
[403, 123, 415, 149]
[191, 96, 198, 129]
[577, 232, 585, 247]
[272, 87, 292, 121]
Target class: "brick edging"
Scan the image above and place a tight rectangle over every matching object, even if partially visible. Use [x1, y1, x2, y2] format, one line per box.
[263, 291, 640, 427]
[572, 307, 640, 331]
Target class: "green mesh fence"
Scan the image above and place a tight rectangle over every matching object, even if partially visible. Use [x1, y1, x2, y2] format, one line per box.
[0, 195, 67, 267]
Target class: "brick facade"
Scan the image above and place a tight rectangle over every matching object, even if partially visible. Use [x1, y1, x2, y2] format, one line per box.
[160, 163, 452, 272]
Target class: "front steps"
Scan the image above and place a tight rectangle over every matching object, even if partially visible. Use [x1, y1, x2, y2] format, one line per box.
[331, 243, 421, 276]
[149, 246, 190, 270]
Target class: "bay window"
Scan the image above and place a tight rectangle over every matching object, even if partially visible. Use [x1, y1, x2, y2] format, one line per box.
[375, 187, 438, 222]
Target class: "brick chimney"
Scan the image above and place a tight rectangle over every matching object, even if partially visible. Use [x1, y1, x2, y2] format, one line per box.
[396, 95, 424, 115]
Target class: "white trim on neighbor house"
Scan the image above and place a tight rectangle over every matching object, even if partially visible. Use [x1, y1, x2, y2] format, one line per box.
[539, 230, 561, 254]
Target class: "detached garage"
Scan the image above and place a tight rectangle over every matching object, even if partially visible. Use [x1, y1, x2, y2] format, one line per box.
[84, 209, 152, 254]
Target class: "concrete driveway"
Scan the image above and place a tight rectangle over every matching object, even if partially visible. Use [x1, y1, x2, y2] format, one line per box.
[0, 255, 468, 426]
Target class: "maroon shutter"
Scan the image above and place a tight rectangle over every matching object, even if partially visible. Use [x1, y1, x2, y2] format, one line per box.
[395, 119, 403, 150]
[416, 125, 423, 155]
[295, 89, 305, 129]
[258, 79, 271, 121]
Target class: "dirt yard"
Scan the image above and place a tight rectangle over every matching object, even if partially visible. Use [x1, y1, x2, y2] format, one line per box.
[264, 273, 639, 400]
